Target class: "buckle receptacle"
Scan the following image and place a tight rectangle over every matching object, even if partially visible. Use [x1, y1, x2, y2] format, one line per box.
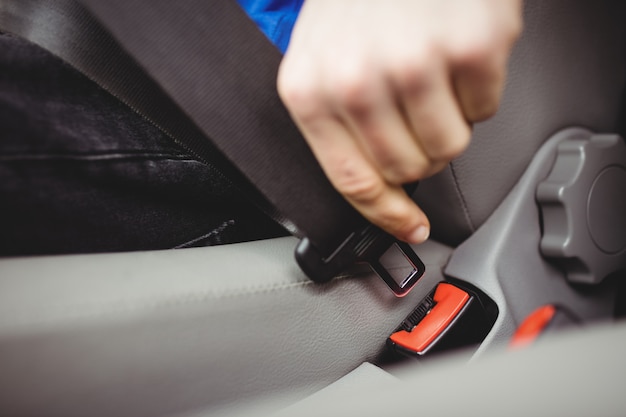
[388, 280, 499, 357]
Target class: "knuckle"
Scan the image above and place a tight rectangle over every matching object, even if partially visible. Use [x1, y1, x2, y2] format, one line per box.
[506, 15, 524, 44]
[277, 74, 326, 122]
[384, 163, 428, 185]
[276, 61, 299, 102]
[374, 200, 414, 233]
[388, 53, 433, 94]
[332, 71, 372, 111]
[453, 35, 494, 66]
[454, 22, 520, 66]
[467, 99, 500, 122]
[436, 130, 471, 161]
[334, 169, 384, 204]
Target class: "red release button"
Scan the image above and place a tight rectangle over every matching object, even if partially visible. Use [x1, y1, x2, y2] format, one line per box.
[390, 283, 470, 354]
[510, 305, 557, 349]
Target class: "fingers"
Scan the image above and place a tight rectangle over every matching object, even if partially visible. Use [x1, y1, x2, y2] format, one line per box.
[333, 66, 433, 185]
[278, 85, 431, 243]
[446, 1, 523, 122]
[278, 0, 523, 244]
[391, 57, 472, 163]
[447, 32, 514, 123]
[278, 47, 472, 245]
[453, 53, 507, 122]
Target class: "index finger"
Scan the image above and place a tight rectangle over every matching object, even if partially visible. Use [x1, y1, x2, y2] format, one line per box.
[291, 112, 431, 244]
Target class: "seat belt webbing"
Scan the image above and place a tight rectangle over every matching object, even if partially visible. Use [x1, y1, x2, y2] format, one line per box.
[78, 0, 362, 251]
[0, 0, 425, 292]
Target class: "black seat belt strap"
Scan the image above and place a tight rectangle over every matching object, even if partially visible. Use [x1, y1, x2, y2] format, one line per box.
[0, 0, 425, 295]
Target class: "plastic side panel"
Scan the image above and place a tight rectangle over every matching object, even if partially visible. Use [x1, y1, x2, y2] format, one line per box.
[443, 128, 617, 353]
[0, 237, 451, 417]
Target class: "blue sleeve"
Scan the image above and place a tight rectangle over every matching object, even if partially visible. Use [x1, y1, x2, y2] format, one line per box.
[237, 0, 304, 53]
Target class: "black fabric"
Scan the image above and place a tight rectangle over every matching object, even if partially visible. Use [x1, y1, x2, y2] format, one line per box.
[77, 0, 368, 257]
[0, 33, 287, 256]
[0, 0, 382, 262]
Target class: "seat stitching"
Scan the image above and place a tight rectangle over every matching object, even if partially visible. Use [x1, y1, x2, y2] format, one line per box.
[0, 279, 318, 331]
[448, 161, 475, 232]
[0, 262, 444, 330]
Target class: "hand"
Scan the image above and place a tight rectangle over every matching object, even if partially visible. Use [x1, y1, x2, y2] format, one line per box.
[278, 0, 522, 243]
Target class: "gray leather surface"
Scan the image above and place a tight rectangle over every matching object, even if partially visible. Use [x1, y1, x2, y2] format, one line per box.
[275, 362, 399, 417]
[213, 322, 626, 417]
[184, 363, 402, 417]
[0, 238, 451, 417]
[416, 0, 626, 246]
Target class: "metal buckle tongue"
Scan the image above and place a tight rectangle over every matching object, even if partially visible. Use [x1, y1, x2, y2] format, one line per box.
[295, 224, 425, 297]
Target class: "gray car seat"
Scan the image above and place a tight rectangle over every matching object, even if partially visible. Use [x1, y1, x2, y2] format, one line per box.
[0, 0, 624, 416]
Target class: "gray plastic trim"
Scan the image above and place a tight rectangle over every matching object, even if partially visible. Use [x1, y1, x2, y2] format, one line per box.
[444, 127, 618, 354]
[537, 134, 626, 284]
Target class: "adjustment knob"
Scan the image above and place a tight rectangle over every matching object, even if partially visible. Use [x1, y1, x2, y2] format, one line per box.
[537, 134, 626, 284]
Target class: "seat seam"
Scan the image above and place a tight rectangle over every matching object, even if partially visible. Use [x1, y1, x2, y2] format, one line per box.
[0, 279, 318, 331]
[448, 162, 475, 232]
[0, 262, 445, 331]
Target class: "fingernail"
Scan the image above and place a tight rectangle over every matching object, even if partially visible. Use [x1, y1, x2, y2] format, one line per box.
[407, 225, 430, 244]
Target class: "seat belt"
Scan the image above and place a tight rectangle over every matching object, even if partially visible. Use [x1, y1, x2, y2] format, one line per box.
[0, 0, 425, 296]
